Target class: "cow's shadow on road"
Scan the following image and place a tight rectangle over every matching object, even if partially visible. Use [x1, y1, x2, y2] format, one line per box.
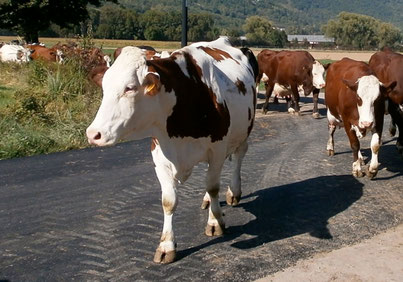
[177, 174, 363, 260]
[229, 174, 363, 249]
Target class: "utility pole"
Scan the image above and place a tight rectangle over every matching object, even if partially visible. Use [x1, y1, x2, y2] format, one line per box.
[181, 0, 188, 47]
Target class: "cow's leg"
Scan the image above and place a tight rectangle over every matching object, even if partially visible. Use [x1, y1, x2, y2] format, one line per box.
[152, 160, 178, 264]
[389, 119, 396, 136]
[226, 139, 248, 206]
[327, 123, 336, 156]
[366, 132, 381, 179]
[388, 100, 403, 157]
[205, 156, 226, 236]
[345, 122, 363, 177]
[286, 96, 295, 114]
[312, 88, 321, 118]
[262, 83, 274, 114]
[291, 85, 301, 115]
[366, 99, 385, 178]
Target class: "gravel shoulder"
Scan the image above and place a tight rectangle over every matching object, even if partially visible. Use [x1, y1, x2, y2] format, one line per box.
[257, 224, 403, 281]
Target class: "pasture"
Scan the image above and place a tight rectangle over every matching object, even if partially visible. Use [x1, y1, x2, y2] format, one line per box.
[0, 36, 383, 160]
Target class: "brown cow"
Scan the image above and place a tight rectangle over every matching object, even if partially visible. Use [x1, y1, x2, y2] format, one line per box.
[257, 50, 329, 117]
[325, 58, 396, 178]
[369, 49, 403, 157]
[26, 44, 63, 63]
[88, 65, 108, 88]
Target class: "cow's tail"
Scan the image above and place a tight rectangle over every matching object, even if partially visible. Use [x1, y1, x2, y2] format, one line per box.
[240, 47, 259, 82]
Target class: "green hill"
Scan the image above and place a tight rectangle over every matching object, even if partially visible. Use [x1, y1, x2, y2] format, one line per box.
[118, 0, 403, 34]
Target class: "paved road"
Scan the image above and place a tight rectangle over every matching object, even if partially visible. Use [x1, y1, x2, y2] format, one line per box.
[1, 96, 402, 281]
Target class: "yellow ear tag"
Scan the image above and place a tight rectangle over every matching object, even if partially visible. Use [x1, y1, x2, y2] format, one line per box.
[145, 84, 155, 93]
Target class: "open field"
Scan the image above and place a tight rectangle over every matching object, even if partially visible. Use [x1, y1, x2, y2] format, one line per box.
[0, 36, 383, 61]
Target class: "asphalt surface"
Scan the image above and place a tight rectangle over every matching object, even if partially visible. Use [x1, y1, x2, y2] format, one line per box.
[1, 95, 402, 281]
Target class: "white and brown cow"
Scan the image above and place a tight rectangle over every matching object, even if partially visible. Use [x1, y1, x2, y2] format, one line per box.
[257, 50, 329, 117]
[325, 58, 396, 178]
[86, 38, 257, 263]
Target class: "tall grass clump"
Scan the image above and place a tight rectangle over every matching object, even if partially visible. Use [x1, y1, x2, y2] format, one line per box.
[0, 58, 102, 159]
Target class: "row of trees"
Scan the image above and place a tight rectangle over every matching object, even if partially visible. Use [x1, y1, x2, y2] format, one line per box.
[45, 5, 285, 46]
[0, 1, 401, 49]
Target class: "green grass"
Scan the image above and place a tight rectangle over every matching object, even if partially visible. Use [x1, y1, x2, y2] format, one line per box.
[0, 85, 16, 108]
[0, 58, 101, 160]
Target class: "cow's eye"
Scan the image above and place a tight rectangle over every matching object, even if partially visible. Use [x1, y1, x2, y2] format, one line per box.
[124, 85, 138, 93]
[356, 95, 363, 106]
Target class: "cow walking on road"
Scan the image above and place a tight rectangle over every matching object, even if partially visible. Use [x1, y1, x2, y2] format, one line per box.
[257, 50, 329, 117]
[86, 38, 257, 263]
[325, 58, 396, 178]
[369, 49, 403, 158]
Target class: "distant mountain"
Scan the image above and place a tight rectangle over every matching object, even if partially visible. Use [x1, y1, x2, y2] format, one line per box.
[118, 0, 403, 34]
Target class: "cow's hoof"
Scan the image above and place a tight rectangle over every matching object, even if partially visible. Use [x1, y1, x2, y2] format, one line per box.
[327, 150, 335, 156]
[205, 223, 225, 236]
[352, 169, 364, 178]
[153, 249, 176, 264]
[365, 166, 378, 179]
[226, 189, 241, 206]
[200, 200, 210, 210]
[312, 112, 321, 119]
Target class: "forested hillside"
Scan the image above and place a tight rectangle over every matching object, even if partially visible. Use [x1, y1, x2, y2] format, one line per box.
[119, 0, 403, 34]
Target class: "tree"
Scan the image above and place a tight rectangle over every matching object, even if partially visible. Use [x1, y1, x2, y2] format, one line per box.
[243, 16, 287, 47]
[377, 23, 402, 49]
[0, 0, 117, 43]
[189, 13, 218, 42]
[322, 12, 402, 50]
[243, 16, 273, 46]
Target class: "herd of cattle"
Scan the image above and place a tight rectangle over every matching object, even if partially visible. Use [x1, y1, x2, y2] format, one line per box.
[2, 38, 402, 263]
[0, 41, 112, 87]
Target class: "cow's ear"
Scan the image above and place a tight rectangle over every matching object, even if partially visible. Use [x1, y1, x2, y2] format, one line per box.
[342, 79, 358, 92]
[380, 80, 397, 97]
[142, 73, 161, 96]
[323, 63, 331, 70]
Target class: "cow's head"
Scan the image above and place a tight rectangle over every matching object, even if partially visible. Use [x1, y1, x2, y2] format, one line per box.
[343, 75, 396, 129]
[17, 48, 32, 63]
[86, 46, 175, 146]
[312, 60, 327, 89]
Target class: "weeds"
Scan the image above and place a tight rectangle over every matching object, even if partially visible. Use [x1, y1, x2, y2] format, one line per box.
[0, 57, 101, 160]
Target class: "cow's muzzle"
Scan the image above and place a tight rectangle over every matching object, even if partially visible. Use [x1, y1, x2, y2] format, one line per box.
[86, 128, 111, 146]
[359, 121, 373, 129]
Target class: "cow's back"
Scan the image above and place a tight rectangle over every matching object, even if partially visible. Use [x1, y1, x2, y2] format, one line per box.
[149, 38, 256, 148]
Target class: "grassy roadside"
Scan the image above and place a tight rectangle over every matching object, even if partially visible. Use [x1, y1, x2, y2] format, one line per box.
[0, 58, 101, 160]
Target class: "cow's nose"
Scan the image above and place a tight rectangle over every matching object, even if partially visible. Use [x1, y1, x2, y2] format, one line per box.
[360, 121, 373, 128]
[86, 129, 102, 144]
[319, 83, 325, 88]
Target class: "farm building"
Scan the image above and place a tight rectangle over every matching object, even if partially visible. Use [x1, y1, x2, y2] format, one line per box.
[288, 35, 335, 48]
